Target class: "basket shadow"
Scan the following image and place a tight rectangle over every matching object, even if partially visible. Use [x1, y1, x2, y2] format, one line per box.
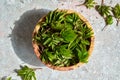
[11, 9, 50, 66]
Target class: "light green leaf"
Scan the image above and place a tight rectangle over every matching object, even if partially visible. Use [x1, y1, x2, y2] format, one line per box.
[61, 28, 77, 42]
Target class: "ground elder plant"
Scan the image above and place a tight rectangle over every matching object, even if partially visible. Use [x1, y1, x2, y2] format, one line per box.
[33, 9, 93, 67]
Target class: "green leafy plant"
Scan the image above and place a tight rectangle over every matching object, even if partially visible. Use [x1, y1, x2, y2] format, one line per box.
[95, 0, 120, 30]
[96, 5, 111, 18]
[112, 3, 120, 26]
[95, 0, 114, 30]
[77, 0, 96, 9]
[16, 65, 36, 80]
[84, 0, 96, 9]
[33, 9, 93, 67]
[96, 4, 114, 27]
[77, 0, 120, 30]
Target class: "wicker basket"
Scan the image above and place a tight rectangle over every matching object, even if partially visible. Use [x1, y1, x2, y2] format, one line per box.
[32, 9, 95, 71]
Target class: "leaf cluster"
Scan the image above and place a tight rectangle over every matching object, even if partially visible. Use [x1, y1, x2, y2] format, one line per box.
[112, 4, 120, 26]
[96, 3, 120, 28]
[16, 66, 36, 80]
[96, 5, 113, 26]
[77, 0, 120, 29]
[84, 0, 96, 9]
[34, 9, 93, 67]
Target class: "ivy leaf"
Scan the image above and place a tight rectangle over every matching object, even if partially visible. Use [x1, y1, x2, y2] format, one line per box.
[16, 65, 36, 80]
[84, 0, 96, 9]
[61, 28, 77, 42]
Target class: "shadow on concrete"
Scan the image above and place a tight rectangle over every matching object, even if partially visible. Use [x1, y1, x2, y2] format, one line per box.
[10, 9, 50, 66]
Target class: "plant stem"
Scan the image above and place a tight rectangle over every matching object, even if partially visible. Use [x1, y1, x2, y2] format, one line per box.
[116, 19, 120, 26]
[43, 28, 50, 34]
[101, 0, 104, 5]
[102, 25, 108, 31]
[76, 4, 84, 6]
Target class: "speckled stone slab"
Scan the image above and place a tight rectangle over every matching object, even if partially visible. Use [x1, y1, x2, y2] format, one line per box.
[0, 0, 120, 80]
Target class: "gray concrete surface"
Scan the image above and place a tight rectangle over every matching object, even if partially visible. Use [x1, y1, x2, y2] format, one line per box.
[0, 0, 120, 80]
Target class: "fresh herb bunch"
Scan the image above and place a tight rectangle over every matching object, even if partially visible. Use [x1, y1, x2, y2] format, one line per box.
[112, 4, 120, 26]
[77, 0, 96, 9]
[95, 1, 120, 30]
[33, 9, 93, 67]
[84, 0, 96, 9]
[96, 5, 112, 18]
[96, 4, 114, 26]
[16, 65, 36, 80]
